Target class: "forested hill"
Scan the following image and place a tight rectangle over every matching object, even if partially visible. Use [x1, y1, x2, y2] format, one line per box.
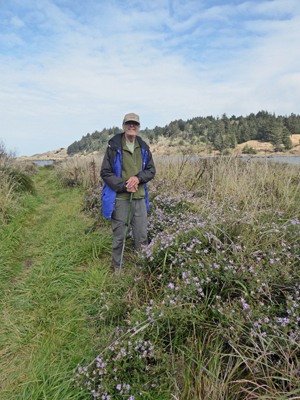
[67, 111, 300, 156]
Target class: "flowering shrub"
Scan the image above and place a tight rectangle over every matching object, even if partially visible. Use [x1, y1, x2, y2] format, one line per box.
[136, 182, 300, 397]
[83, 184, 103, 219]
[74, 336, 164, 399]
[142, 191, 300, 342]
[79, 158, 300, 399]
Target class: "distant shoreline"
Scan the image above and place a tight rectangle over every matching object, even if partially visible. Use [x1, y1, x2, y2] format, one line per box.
[17, 153, 300, 162]
[17, 158, 62, 162]
[17, 134, 300, 161]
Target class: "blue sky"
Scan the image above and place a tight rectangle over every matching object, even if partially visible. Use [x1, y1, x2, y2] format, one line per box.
[1, 0, 299, 156]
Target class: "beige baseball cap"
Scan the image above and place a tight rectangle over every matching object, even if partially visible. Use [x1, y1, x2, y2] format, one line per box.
[123, 113, 140, 124]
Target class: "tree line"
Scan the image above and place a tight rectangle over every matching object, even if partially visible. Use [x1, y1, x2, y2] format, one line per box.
[67, 111, 300, 155]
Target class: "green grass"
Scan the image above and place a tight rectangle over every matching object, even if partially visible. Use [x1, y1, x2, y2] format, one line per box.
[0, 168, 112, 399]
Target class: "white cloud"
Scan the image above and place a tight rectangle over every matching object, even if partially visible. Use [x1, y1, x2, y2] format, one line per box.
[1, 0, 300, 155]
[0, 32, 24, 47]
[252, 0, 299, 16]
[10, 16, 25, 28]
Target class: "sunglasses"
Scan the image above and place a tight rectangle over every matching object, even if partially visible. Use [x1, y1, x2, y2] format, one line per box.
[125, 121, 140, 126]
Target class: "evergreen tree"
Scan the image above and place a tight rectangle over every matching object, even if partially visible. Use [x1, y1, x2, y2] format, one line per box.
[265, 119, 282, 149]
[282, 126, 293, 150]
[213, 133, 224, 152]
[166, 121, 180, 138]
[224, 120, 237, 149]
[67, 141, 79, 155]
[177, 119, 186, 132]
[285, 113, 300, 135]
[228, 131, 237, 149]
[213, 120, 227, 151]
[238, 121, 251, 143]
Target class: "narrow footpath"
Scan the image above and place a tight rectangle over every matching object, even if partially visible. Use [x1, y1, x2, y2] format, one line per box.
[0, 168, 111, 400]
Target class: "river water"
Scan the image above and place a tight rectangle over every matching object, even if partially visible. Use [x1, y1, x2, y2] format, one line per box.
[157, 156, 300, 166]
[240, 156, 300, 165]
[32, 160, 55, 166]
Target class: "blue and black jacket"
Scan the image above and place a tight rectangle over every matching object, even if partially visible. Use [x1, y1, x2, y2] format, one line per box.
[100, 133, 156, 219]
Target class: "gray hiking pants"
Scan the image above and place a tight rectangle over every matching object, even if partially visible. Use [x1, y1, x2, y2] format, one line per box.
[111, 198, 148, 267]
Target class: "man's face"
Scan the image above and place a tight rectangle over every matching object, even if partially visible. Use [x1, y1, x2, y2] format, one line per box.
[123, 121, 140, 137]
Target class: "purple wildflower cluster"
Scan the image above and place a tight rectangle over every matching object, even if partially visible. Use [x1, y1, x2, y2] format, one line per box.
[73, 333, 163, 399]
[147, 183, 197, 240]
[83, 184, 104, 219]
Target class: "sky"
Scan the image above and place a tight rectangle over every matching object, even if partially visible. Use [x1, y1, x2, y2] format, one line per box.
[1, 0, 300, 156]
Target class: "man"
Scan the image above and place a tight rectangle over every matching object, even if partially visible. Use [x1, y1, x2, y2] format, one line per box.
[100, 113, 156, 269]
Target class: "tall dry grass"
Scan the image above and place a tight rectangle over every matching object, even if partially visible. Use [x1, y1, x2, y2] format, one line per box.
[54, 156, 103, 188]
[0, 174, 20, 224]
[0, 141, 37, 224]
[152, 155, 300, 215]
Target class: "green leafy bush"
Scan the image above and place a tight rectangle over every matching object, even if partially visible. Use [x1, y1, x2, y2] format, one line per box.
[221, 148, 231, 155]
[242, 144, 258, 154]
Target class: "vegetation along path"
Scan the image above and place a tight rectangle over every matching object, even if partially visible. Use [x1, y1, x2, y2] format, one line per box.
[2, 159, 300, 399]
[0, 167, 111, 400]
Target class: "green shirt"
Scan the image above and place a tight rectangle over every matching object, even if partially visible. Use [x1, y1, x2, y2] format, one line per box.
[126, 141, 135, 154]
[116, 135, 146, 200]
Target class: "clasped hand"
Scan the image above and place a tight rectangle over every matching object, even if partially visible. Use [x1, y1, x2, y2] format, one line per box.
[126, 176, 139, 193]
